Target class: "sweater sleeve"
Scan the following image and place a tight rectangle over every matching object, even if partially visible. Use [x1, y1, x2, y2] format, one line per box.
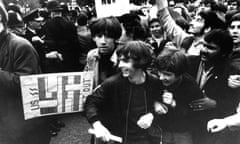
[225, 113, 240, 131]
[157, 7, 191, 49]
[84, 84, 106, 124]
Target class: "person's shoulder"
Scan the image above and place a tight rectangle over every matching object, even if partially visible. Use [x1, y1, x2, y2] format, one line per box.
[181, 73, 199, 88]
[98, 73, 124, 90]
[146, 73, 162, 86]
[103, 73, 123, 84]
[9, 32, 32, 47]
[8, 33, 37, 56]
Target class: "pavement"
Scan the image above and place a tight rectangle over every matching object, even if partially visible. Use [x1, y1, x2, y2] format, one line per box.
[50, 113, 91, 144]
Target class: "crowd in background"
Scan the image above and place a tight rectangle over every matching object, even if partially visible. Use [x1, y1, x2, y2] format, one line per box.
[2, 0, 240, 143]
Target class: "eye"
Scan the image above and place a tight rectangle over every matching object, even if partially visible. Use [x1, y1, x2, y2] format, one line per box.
[229, 25, 235, 29]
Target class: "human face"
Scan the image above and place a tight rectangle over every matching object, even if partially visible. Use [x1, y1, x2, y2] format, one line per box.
[188, 14, 204, 34]
[158, 71, 179, 86]
[229, 21, 240, 45]
[228, 2, 238, 11]
[93, 34, 115, 56]
[149, 21, 162, 38]
[199, 41, 220, 62]
[118, 56, 137, 78]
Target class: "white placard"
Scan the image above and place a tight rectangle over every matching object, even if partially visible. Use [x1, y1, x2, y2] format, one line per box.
[20, 71, 94, 120]
[95, 0, 130, 18]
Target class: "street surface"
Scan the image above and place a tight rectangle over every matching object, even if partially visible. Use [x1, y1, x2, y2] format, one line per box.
[50, 113, 91, 144]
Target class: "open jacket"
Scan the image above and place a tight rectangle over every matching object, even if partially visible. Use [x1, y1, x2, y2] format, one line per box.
[187, 56, 239, 131]
[84, 48, 117, 88]
[84, 73, 162, 140]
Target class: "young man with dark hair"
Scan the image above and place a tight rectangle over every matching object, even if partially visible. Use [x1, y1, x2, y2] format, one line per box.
[146, 18, 168, 56]
[154, 48, 203, 144]
[84, 16, 122, 88]
[156, 0, 226, 54]
[187, 29, 238, 144]
[206, 11, 240, 144]
[84, 41, 162, 144]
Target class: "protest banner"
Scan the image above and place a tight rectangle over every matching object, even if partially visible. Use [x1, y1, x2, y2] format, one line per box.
[95, 0, 130, 18]
[20, 71, 94, 120]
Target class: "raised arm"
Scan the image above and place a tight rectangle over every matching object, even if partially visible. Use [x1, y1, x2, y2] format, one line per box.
[156, 0, 191, 48]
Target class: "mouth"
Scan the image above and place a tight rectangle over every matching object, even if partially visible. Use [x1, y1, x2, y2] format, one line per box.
[232, 36, 239, 40]
[162, 81, 170, 86]
[121, 68, 129, 77]
[99, 47, 111, 53]
[201, 54, 208, 61]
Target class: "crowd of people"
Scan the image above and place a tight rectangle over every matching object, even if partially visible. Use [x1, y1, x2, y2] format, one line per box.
[1, 0, 240, 143]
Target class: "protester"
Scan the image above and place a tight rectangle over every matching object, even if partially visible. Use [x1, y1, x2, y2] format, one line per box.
[146, 18, 169, 56]
[154, 48, 203, 144]
[227, 0, 240, 11]
[186, 29, 238, 144]
[84, 40, 162, 144]
[0, 1, 50, 143]
[156, 0, 226, 54]
[202, 10, 240, 144]
[84, 16, 122, 88]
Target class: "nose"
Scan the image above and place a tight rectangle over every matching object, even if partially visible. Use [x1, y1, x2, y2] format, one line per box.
[158, 73, 165, 80]
[99, 35, 106, 44]
[232, 27, 239, 34]
[118, 60, 126, 68]
[200, 44, 208, 51]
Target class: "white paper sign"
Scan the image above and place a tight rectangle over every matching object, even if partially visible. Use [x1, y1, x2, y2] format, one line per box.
[20, 71, 94, 120]
[95, 0, 130, 18]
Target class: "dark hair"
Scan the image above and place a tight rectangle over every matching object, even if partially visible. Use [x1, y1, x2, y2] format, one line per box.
[118, 13, 147, 41]
[199, 10, 226, 31]
[116, 41, 153, 69]
[89, 16, 122, 40]
[228, 11, 240, 26]
[175, 17, 190, 31]
[228, 0, 240, 7]
[204, 29, 233, 57]
[225, 10, 240, 26]
[209, 1, 228, 13]
[155, 49, 187, 76]
[77, 12, 88, 26]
